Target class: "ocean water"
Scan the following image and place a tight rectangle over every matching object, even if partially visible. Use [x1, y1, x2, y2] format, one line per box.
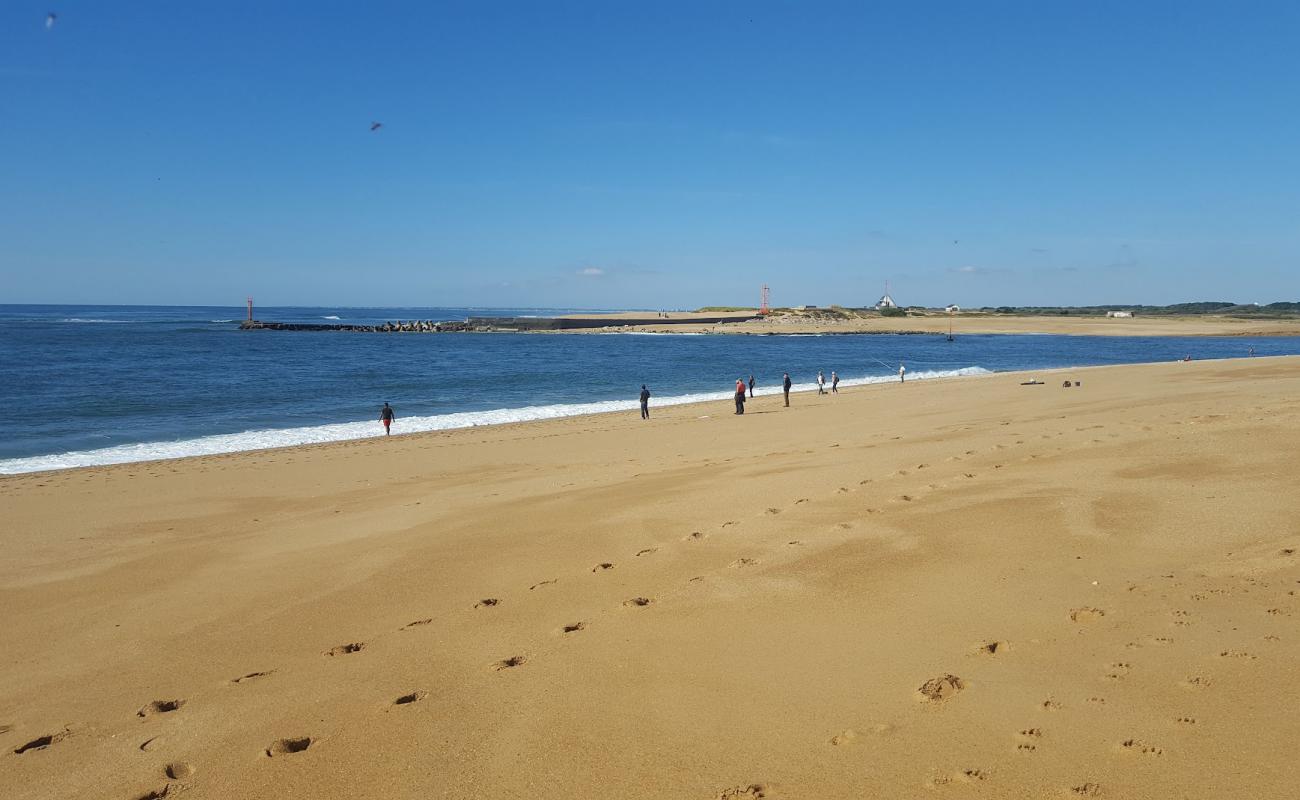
[1, 304, 1294, 474]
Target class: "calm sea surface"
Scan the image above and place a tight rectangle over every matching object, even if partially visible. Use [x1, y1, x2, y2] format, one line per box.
[1, 304, 1294, 473]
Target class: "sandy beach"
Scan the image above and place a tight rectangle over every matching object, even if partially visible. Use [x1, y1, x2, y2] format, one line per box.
[559, 311, 1300, 338]
[3, 357, 1299, 799]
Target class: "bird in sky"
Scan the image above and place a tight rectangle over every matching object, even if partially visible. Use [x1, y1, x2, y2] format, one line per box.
[370, 122, 383, 132]
[46, 12, 57, 29]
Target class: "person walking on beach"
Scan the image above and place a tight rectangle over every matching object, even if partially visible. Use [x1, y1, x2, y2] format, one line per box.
[783, 372, 792, 407]
[380, 402, 395, 435]
[639, 384, 651, 420]
[898, 363, 906, 383]
[817, 371, 826, 394]
[734, 378, 747, 415]
[748, 374, 756, 399]
[831, 371, 839, 393]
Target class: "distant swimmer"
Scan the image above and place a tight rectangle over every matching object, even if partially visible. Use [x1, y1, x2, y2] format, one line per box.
[380, 402, 395, 435]
[639, 384, 651, 420]
[898, 363, 906, 383]
[831, 371, 839, 393]
[734, 378, 747, 415]
[748, 374, 756, 399]
[817, 371, 826, 395]
[783, 372, 792, 407]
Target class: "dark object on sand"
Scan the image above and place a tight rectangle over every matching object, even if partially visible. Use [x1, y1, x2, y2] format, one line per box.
[1020, 380, 1044, 386]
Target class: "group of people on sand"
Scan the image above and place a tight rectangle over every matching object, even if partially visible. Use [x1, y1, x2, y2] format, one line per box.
[640, 364, 908, 420]
[380, 363, 911, 434]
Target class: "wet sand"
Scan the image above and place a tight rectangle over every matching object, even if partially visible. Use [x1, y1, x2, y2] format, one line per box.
[3, 357, 1299, 799]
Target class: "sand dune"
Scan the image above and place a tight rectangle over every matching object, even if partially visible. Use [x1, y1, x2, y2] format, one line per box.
[2, 357, 1299, 798]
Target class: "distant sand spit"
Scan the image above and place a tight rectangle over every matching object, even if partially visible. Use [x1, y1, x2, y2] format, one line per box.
[2, 357, 1299, 798]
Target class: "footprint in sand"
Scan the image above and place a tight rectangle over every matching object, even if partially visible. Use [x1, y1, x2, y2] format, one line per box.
[400, 619, 432, 630]
[828, 728, 859, 746]
[139, 737, 160, 752]
[1070, 607, 1105, 623]
[592, 562, 615, 572]
[392, 691, 427, 706]
[1118, 738, 1163, 756]
[1015, 728, 1042, 752]
[266, 737, 313, 757]
[1175, 716, 1197, 725]
[1218, 649, 1257, 660]
[918, 674, 965, 702]
[794, 498, 810, 504]
[132, 787, 171, 800]
[529, 579, 557, 590]
[493, 655, 526, 670]
[730, 558, 759, 568]
[766, 507, 782, 515]
[561, 622, 586, 634]
[1070, 783, 1102, 797]
[974, 640, 1009, 656]
[13, 730, 69, 754]
[636, 548, 658, 557]
[717, 785, 768, 799]
[138, 699, 185, 717]
[323, 643, 365, 657]
[1105, 662, 1133, 680]
[164, 762, 194, 779]
[1182, 675, 1213, 689]
[1041, 698, 1062, 711]
[474, 598, 500, 608]
[623, 597, 654, 607]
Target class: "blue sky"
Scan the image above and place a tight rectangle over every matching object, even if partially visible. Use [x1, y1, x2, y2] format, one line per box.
[2, 1, 1297, 309]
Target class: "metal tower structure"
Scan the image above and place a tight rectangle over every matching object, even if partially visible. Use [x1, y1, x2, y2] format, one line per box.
[760, 285, 770, 315]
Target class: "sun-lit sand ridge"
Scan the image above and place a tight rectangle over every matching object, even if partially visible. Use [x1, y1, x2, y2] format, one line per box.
[3, 357, 1299, 799]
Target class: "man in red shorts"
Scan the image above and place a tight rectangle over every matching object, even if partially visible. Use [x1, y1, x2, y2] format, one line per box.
[380, 402, 395, 435]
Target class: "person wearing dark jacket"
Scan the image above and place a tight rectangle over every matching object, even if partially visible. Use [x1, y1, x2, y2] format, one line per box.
[734, 378, 746, 415]
[782, 373, 792, 407]
[748, 374, 756, 398]
[639, 385, 651, 419]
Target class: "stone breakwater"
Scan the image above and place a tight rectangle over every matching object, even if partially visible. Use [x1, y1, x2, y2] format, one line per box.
[240, 314, 762, 333]
[240, 320, 481, 333]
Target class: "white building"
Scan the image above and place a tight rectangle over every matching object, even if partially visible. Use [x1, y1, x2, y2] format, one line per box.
[945, 304, 961, 312]
[1107, 311, 1133, 318]
[876, 293, 898, 309]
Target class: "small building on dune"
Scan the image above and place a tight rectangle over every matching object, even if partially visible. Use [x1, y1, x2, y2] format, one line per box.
[1107, 310, 1134, 318]
[876, 293, 898, 310]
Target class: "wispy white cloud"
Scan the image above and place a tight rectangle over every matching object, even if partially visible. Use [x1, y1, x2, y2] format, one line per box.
[578, 267, 605, 277]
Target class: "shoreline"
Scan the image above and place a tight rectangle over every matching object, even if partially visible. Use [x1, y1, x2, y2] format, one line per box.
[5, 355, 1299, 798]
[1, 354, 1287, 478]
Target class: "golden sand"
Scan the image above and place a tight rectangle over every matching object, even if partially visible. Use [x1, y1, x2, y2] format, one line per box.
[3, 358, 1299, 798]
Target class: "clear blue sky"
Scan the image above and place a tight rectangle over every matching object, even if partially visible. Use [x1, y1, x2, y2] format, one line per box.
[2, 1, 1297, 309]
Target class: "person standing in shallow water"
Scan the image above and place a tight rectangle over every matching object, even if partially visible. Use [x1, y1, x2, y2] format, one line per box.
[831, 371, 839, 393]
[783, 372, 792, 407]
[898, 363, 906, 383]
[748, 374, 756, 399]
[380, 402, 395, 435]
[817, 371, 826, 394]
[639, 384, 651, 419]
[734, 378, 747, 415]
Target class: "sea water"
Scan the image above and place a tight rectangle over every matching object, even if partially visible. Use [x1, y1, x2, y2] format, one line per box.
[0, 304, 1293, 474]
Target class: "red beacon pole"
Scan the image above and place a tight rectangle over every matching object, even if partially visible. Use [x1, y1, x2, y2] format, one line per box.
[760, 284, 770, 315]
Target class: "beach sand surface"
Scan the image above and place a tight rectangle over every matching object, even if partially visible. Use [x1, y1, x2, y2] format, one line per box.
[2, 358, 1299, 799]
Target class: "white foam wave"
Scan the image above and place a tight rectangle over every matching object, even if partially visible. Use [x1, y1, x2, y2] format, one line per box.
[322, 315, 342, 320]
[210, 319, 235, 323]
[0, 367, 990, 474]
[59, 318, 132, 323]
